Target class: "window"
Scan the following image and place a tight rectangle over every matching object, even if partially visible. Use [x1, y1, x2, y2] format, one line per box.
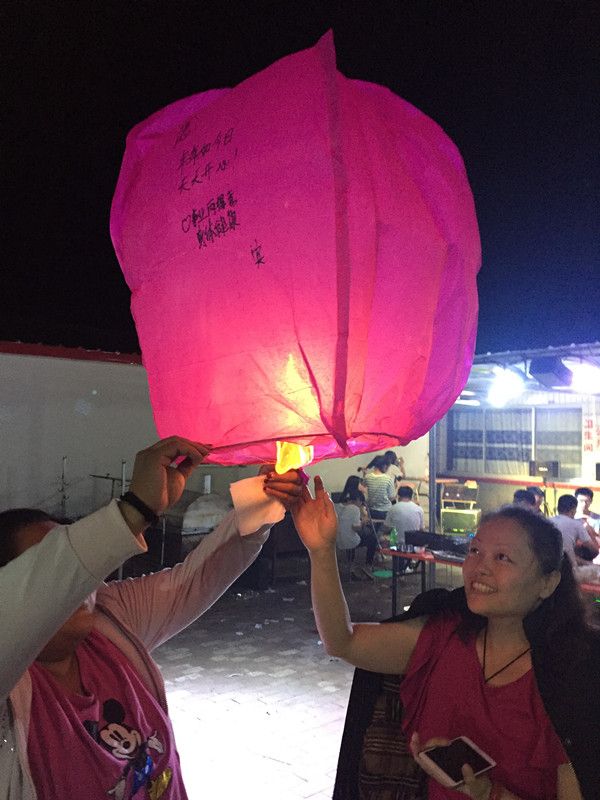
[446, 406, 581, 479]
[484, 409, 532, 475]
[534, 408, 581, 480]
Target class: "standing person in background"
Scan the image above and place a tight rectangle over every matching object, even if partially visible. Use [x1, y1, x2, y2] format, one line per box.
[362, 456, 396, 521]
[574, 487, 600, 538]
[549, 494, 599, 568]
[526, 486, 545, 514]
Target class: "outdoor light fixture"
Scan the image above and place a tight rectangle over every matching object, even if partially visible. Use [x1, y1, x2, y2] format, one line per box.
[455, 398, 481, 406]
[570, 362, 600, 395]
[487, 366, 524, 408]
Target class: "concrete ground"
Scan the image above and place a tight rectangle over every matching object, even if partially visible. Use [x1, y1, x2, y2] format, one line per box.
[154, 556, 463, 800]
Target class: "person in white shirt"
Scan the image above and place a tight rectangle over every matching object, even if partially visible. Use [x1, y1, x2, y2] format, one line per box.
[574, 487, 600, 537]
[382, 485, 425, 539]
[549, 494, 599, 568]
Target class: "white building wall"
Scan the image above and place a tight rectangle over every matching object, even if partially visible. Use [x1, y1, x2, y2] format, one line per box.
[1, 353, 159, 516]
[0, 350, 431, 517]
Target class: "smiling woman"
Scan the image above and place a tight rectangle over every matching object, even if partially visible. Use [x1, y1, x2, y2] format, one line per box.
[462, 513, 562, 635]
[290, 480, 600, 799]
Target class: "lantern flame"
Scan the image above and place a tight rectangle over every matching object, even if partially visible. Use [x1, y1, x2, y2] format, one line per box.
[275, 441, 314, 474]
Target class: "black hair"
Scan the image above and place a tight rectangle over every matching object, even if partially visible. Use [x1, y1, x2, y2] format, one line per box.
[557, 494, 577, 514]
[398, 485, 414, 500]
[383, 450, 398, 465]
[575, 487, 593, 500]
[512, 489, 536, 507]
[366, 455, 388, 473]
[483, 506, 563, 572]
[526, 485, 544, 498]
[0, 508, 61, 568]
[340, 475, 365, 504]
[479, 506, 590, 654]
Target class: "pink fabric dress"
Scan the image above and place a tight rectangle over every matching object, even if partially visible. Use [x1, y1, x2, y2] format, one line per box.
[400, 612, 568, 800]
[28, 630, 187, 800]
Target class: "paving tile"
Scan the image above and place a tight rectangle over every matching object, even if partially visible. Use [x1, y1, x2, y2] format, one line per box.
[155, 569, 424, 799]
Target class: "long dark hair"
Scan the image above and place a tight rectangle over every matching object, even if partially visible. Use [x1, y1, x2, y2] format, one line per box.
[341, 475, 365, 504]
[0, 508, 62, 567]
[366, 455, 388, 473]
[479, 506, 591, 654]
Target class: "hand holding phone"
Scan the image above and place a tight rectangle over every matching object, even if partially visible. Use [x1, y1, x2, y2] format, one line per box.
[416, 735, 495, 789]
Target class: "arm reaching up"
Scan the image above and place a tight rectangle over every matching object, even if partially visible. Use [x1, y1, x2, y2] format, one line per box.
[289, 476, 425, 675]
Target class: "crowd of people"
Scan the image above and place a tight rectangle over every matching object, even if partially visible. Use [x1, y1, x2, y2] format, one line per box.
[334, 452, 423, 578]
[335, 452, 600, 591]
[511, 485, 600, 582]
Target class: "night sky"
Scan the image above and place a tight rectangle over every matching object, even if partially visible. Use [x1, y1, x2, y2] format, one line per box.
[3, 1, 599, 355]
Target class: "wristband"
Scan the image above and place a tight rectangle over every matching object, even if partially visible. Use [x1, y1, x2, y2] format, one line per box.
[488, 784, 503, 800]
[120, 491, 160, 526]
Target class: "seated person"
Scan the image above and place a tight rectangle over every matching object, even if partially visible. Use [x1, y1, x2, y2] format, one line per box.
[335, 476, 379, 569]
[512, 488, 537, 509]
[291, 479, 596, 799]
[1, 436, 302, 799]
[382, 485, 425, 541]
[549, 494, 599, 569]
[381, 485, 424, 572]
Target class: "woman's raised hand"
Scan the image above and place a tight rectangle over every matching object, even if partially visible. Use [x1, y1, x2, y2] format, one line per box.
[289, 476, 338, 553]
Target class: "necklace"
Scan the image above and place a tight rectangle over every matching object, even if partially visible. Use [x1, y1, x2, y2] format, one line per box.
[482, 626, 531, 683]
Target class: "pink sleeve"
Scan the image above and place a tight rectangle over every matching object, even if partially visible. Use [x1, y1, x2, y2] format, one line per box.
[97, 511, 269, 651]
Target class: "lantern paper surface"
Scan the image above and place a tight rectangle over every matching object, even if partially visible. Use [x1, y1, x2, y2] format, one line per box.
[111, 32, 481, 466]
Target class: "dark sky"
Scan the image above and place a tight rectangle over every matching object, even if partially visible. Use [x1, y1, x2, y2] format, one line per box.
[3, 0, 599, 355]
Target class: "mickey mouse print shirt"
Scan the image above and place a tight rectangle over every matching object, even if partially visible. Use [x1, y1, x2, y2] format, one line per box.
[28, 629, 187, 799]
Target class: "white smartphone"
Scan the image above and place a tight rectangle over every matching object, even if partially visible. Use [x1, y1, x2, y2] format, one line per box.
[417, 736, 496, 788]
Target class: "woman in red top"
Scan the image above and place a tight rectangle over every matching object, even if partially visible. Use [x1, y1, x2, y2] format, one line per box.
[287, 479, 590, 799]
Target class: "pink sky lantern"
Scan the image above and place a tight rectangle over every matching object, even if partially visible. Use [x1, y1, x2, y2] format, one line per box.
[110, 32, 481, 467]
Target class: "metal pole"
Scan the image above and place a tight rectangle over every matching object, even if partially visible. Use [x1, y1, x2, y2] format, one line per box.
[60, 456, 68, 518]
[117, 460, 127, 581]
[427, 424, 437, 590]
[428, 425, 437, 534]
[160, 517, 166, 568]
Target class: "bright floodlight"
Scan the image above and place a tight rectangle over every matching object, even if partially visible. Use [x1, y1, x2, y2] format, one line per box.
[570, 363, 600, 395]
[487, 367, 525, 407]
